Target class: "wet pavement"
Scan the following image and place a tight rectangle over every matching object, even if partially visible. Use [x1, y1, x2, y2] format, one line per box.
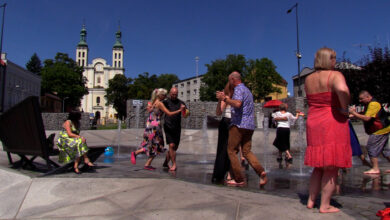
[1, 127, 390, 219]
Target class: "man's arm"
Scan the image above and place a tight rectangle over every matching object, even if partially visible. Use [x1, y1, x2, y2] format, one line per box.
[224, 96, 242, 108]
[349, 103, 380, 122]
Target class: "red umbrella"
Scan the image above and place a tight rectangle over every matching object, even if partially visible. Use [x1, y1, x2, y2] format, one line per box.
[263, 100, 283, 108]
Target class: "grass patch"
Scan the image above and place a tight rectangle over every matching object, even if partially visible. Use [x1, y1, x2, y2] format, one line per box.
[96, 123, 127, 130]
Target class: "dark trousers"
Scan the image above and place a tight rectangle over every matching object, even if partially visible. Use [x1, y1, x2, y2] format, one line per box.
[212, 117, 231, 182]
[228, 125, 264, 183]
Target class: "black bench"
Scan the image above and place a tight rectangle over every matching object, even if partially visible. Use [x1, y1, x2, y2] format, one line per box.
[0, 96, 104, 176]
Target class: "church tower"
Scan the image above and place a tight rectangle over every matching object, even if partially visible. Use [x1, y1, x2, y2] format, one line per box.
[112, 26, 124, 68]
[76, 24, 88, 67]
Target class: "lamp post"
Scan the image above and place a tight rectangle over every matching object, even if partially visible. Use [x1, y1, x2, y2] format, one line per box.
[0, 3, 6, 113]
[287, 3, 302, 97]
[62, 97, 69, 113]
[195, 56, 199, 78]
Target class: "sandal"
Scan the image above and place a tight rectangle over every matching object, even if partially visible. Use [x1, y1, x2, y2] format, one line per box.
[144, 165, 156, 171]
[73, 167, 81, 174]
[131, 152, 136, 165]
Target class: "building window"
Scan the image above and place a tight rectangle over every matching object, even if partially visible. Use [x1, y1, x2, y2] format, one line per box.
[82, 52, 85, 57]
[187, 90, 190, 94]
[96, 97, 100, 106]
[114, 61, 117, 67]
[118, 61, 121, 67]
[97, 77, 101, 84]
[193, 80, 197, 84]
[115, 53, 117, 59]
[78, 60, 80, 66]
[187, 81, 190, 85]
[119, 53, 121, 59]
[78, 52, 81, 57]
[82, 60, 84, 66]
[181, 92, 183, 96]
[181, 83, 184, 88]
[193, 89, 197, 95]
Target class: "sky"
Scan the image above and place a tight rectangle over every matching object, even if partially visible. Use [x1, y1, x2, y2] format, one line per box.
[2, 0, 390, 96]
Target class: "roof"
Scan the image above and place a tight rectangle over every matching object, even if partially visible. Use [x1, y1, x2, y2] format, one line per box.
[292, 67, 314, 79]
[173, 74, 204, 84]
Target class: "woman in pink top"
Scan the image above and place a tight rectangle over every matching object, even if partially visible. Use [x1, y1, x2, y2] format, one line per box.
[304, 47, 351, 213]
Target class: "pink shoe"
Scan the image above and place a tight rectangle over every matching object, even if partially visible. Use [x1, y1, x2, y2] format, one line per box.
[131, 152, 136, 164]
[144, 165, 156, 171]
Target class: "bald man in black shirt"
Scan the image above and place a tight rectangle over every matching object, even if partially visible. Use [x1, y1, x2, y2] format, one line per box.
[162, 87, 188, 171]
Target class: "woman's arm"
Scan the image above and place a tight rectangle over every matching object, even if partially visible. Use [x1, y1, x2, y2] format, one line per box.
[63, 120, 82, 138]
[332, 71, 351, 116]
[216, 100, 227, 116]
[157, 101, 183, 116]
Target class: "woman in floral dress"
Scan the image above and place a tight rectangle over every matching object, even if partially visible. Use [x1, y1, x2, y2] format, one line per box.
[131, 88, 185, 170]
[57, 111, 94, 174]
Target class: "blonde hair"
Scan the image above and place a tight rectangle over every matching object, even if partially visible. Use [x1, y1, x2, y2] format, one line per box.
[151, 88, 167, 103]
[223, 82, 233, 97]
[314, 47, 336, 70]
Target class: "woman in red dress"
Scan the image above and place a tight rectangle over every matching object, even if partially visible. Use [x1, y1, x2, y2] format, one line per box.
[304, 47, 351, 213]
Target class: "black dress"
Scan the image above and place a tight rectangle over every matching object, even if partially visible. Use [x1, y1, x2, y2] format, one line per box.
[212, 117, 231, 183]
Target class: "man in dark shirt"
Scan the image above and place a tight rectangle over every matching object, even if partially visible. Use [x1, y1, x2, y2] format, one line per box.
[163, 87, 187, 171]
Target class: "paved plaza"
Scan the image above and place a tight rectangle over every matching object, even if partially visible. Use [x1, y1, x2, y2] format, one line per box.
[0, 125, 389, 219]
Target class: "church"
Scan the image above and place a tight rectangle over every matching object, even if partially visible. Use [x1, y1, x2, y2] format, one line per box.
[76, 25, 124, 123]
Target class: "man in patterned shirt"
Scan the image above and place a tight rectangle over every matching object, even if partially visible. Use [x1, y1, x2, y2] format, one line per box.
[216, 71, 267, 186]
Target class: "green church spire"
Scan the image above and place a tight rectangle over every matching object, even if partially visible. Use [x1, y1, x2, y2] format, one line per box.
[77, 24, 88, 47]
[113, 24, 123, 49]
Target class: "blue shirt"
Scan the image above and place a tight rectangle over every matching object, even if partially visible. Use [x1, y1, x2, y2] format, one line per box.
[231, 83, 255, 130]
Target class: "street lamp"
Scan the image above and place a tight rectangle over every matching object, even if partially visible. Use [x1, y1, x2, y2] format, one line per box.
[63, 97, 69, 113]
[287, 3, 302, 97]
[0, 3, 6, 113]
[195, 56, 199, 78]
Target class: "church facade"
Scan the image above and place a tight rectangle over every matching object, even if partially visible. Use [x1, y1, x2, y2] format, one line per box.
[76, 25, 124, 122]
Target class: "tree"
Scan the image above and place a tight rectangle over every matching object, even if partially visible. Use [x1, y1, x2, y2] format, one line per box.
[128, 72, 158, 100]
[340, 46, 390, 104]
[200, 54, 248, 101]
[128, 72, 179, 99]
[156, 73, 179, 91]
[41, 53, 88, 109]
[245, 58, 283, 101]
[26, 53, 42, 75]
[200, 54, 283, 101]
[105, 74, 130, 119]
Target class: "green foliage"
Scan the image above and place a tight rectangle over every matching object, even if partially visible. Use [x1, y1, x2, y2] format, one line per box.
[157, 73, 179, 91]
[340, 46, 390, 104]
[26, 53, 42, 75]
[200, 54, 248, 101]
[41, 53, 88, 108]
[200, 54, 283, 101]
[105, 74, 130, 119]
[245, 58, 283, 101]
[128, 72, 178, 100]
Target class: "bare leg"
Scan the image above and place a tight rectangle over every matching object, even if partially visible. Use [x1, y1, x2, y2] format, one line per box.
[145, 156, 155, 167]
[360, 154, 372, 168]
[134, 148, 144, 156]
[74, 157, 81, 173]
[307, 168, 323, 209]
[163, 152, 170, 168]
[285, 150, 292, 159]
[83, 154, 94, 166]
[319, 167, 340, 213]
[169, 143, 178, 171]
[364, 157, 380, 174]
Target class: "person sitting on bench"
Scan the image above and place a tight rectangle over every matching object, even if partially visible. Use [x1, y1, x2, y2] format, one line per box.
[57, 111, 94, 174]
